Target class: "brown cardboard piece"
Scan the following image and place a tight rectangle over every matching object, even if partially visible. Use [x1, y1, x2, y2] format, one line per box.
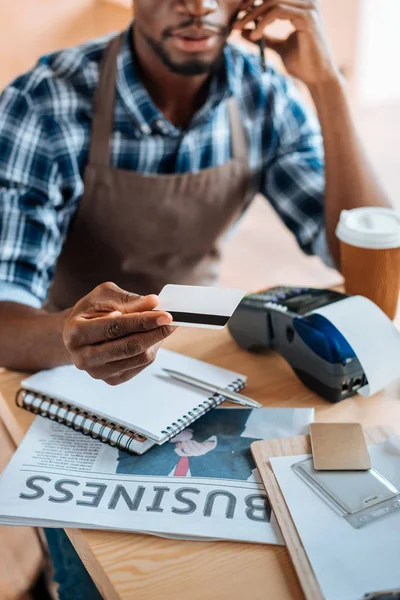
[310, 422, 371, 470]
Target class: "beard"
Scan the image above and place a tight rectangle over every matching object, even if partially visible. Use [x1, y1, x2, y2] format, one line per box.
[136, 15, 235, 77]
[140, 29, 226, 76]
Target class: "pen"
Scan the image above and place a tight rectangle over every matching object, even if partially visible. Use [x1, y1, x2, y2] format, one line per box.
[162, 369, 262, 409]
[255, 19, 267, 72]
[258, 36, 267, 72]
[363, 590, 400, 600]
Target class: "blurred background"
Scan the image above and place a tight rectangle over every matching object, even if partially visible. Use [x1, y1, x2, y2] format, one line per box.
[0, 1, 399, 598]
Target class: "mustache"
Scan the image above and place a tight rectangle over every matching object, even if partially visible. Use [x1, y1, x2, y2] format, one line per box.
[162, 18, 232, 39]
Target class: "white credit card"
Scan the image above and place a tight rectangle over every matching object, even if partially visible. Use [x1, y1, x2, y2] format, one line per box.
[157, 284, 246, 329]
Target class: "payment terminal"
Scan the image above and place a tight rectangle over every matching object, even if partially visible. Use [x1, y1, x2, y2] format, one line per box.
[228, 286, 367, 403]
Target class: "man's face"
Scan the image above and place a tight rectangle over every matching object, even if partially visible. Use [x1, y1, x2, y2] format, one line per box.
[134, 0, 243, 76]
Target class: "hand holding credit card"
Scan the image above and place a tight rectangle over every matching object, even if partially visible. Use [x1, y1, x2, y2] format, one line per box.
[157, 285, 245, 329]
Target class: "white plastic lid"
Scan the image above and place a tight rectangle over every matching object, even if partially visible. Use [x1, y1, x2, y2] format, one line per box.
[336, 207, 400, 249]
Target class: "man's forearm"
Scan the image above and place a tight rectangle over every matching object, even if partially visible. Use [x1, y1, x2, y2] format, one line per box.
[0, 302, 72, 372]
[310, 76, 391, 267]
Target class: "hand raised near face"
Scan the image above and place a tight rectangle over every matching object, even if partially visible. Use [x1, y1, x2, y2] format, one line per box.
[235, 0, 338, 85]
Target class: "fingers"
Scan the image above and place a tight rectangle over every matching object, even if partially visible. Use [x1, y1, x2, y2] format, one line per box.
[239, 0, 255, 10]
[179, 440, 216, 456]
[238, 0, 315, 24]
[79, 282, 160, 316]
[248, 5, 311, 40]
[241, 28, 286, 54]
[255, 6, 306, 38]
[179, 440, 198, 455]
[204, 439, 217, 449]
[101, 365, 150, 386]
[67, 322, 176, 383]
[65, 310, 173, 348]
[89, 355, 155, 382]
[234, 0, 317, 38]
[87, 342, 162, 383]
[72, 326, 174, 370]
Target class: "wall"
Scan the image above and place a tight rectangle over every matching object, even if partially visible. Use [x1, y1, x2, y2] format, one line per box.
[321, 0, 361, 94]
[356, 0, 400, 105]
[0, 0, 131, 90]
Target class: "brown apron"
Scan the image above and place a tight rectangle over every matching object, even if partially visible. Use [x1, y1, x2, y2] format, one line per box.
[46, 34, 251, 312]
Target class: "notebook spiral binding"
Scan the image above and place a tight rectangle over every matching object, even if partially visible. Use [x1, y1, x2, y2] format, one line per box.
[161, 378, 246, 441]
[16, 377, 246, 451]
[15, 389, 147, 453]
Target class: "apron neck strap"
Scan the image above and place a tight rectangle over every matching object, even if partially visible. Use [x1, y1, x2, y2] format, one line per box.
[88, 34, 123, 166]
[227, 96, 248, 162]
[89, 36, 248, 167]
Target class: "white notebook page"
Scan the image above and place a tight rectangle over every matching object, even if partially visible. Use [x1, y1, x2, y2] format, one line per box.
[22, 349, 246, 442]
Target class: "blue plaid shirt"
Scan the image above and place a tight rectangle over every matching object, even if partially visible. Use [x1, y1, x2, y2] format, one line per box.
[0, 25, 330, 309]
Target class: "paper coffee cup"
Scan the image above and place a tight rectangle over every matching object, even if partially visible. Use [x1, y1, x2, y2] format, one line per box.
[336, 207, 400, 319]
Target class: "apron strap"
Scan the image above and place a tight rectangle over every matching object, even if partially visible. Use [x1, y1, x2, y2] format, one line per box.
[227, 96, 248, 163]
[88, 34, 123, 167]
[88, 36, 248, 167]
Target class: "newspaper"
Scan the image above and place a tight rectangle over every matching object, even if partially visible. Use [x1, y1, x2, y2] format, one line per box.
[0, 407, 314, 544]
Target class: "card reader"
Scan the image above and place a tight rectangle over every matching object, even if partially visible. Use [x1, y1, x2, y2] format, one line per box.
[228, 286, 367, 403]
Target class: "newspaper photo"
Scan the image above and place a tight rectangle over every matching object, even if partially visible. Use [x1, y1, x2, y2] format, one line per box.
[0, 407, 313, 544]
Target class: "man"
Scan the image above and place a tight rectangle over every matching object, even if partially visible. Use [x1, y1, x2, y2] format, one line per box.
[0, 0, 389, 597]
[118, 428, 219, 477]
[0, 0, 389, 385]
[116, 408, 254, 479]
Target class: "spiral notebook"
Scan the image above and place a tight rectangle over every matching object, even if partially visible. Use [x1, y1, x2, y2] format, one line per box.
[16, 349, 246, 455]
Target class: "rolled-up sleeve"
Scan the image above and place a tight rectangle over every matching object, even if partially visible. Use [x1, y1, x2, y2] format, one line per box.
[0, 87, 64, 306]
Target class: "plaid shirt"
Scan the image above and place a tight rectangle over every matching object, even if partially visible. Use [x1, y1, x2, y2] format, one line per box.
[0, 25, 330, 309]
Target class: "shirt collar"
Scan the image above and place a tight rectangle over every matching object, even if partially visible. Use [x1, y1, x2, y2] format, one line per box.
[116, 24, 235, 137]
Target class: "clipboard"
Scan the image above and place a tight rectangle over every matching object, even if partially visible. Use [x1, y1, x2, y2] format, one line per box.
[251, 425, 395, 600]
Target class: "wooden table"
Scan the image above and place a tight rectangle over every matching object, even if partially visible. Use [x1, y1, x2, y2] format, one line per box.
[1, 326, 400, 600]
